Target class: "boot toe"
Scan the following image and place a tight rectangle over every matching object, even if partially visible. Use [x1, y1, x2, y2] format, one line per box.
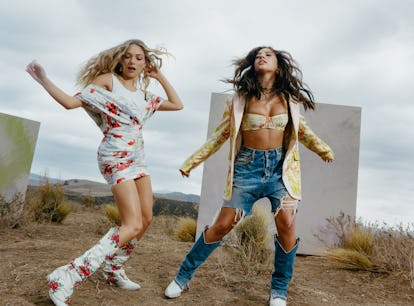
[269, 297, 286, 306]
[118, 279, 141, 290]
[164, 280, 183, 298]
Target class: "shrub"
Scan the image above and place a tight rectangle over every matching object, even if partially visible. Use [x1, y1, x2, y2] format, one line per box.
[321, 213, 414, 288]
[324, 248, 373, 270]
[81, 193, 95, 208]
[104, 204, 121, 226]
[341, 224, 374, 256]
[0, 193, 24, 228]
[226, 204, 272, 275]
[174, 217, 197, 242]
[31, 181, 72, 223]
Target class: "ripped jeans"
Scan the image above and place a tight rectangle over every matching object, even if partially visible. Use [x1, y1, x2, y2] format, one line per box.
[224, 146, 299, 300]
[223, 146, 297, 220]
[174, 146, 298, 297]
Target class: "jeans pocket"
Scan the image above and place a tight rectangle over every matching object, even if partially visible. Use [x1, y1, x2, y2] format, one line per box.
[235, 150, 252, 165]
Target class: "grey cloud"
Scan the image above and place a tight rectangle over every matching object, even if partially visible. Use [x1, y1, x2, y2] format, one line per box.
[1, 0, 413, 225]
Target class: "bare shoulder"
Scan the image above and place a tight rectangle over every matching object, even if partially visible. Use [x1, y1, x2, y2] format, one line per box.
[91, 73, 113, 91]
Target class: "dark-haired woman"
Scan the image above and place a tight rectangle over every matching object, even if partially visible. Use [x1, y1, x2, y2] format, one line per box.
[164, 46, 333, 306]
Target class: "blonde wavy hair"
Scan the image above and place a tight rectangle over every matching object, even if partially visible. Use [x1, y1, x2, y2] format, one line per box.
[76, 39, 168, 90]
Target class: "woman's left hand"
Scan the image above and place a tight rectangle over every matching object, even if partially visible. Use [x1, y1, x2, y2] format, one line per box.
[145, 63, 162, 80]
[322, 155, 334, 163]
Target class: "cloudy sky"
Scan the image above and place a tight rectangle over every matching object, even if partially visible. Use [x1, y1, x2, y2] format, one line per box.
[1, 0, 413, 225]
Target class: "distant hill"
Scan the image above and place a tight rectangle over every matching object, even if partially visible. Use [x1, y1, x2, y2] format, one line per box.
[29, 173, 200, 202]
[28, 173, 200, 218]
[29, 173, 62, 186]
[154, 191, 200, 203]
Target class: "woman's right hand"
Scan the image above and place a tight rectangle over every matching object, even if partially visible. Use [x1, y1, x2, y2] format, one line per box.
[25, 60, 83, 109]
[26, 60, 47, 85]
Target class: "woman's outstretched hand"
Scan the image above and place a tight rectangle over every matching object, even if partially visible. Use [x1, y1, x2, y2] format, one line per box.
[180, 169, 190, 178]
[26, 60, 47, 85]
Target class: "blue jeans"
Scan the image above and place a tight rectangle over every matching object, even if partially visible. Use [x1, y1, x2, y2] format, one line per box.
[223, 146, 288, 216]
[225, 146, 297, 299]
[175, 146, 297, 297]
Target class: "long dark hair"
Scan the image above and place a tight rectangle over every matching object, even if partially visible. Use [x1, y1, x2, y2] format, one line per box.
[224, 46, 315, 110]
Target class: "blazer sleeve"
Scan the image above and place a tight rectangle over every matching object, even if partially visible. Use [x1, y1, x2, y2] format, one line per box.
[180, 99, 232, 174]
[298, 116, 334, 161]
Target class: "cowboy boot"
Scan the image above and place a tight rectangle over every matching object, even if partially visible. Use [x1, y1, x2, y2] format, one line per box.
[47, 227, 120, 305]
[269, 235, 299, 306]
[103, 238, 141, 290]
[165, 230, 221, 298]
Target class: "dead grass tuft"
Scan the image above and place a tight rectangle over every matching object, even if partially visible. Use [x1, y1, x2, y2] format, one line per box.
[321, 212, 414, 288]
[174, 217, 197, 242]
[324, 248, 373, 270]
[81, 193, 95, 208]
[31, 180, 72, 223]
[226, 205, 272, 275]
[104, 204, 121, 226]
[0, 193, 25, 228]
[342, 223, 374, 256]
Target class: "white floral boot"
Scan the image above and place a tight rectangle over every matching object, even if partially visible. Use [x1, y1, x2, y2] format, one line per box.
[103, 238, 141, 290]
[47, 227, 120, 305]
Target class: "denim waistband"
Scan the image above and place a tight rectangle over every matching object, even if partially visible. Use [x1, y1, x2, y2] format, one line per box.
[239, 145, 285, 155]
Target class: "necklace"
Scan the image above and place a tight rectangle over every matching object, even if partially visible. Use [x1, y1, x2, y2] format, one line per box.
[260, 88, 275, 101]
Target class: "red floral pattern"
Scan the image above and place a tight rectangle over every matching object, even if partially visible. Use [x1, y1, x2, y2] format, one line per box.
[77, 81, 164, 186]
[49, 280, 61, 292]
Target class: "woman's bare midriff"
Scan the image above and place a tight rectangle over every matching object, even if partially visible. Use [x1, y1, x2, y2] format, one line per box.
[242, 130, 284, 150]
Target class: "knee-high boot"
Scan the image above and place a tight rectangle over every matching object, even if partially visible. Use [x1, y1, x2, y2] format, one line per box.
[103, 238, 141, 290]
[165, 230, 221, 298]
[269, 236, 299, 305]
[47, 227, 120, 305]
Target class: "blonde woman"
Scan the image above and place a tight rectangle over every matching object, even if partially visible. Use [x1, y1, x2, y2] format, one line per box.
[164, 46, 333, 306]
[26, 39, 183, 305]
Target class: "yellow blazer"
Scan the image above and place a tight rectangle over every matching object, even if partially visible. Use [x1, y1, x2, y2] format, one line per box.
[180, 94, 334, 201]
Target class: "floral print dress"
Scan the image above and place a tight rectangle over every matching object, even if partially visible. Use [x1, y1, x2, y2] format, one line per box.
[75, 74, 164, 185]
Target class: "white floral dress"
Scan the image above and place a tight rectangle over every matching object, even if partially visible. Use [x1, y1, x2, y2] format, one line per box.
[75, 75, 164, 185]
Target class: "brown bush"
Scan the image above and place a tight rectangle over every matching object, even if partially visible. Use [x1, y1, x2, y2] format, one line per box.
[0, 193, 24, 228]
[104, 204, 121, 226]
[321, 213, 414, 288]
[31, 181, 72, 223]
[324, 248, 373, 270]
[174, 217, 197, 242]
[81, 193, 95, 208]
[226, 205, 272, 275]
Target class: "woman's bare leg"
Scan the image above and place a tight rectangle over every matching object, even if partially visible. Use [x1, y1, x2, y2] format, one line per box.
[111, 180, 144, 246]
[134, 176, 153, 240]
[204, 207, 243, 242]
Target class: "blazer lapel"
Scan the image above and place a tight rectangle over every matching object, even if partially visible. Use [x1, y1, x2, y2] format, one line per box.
[289, 100, 300, 134]
[233, 94, 245, 132]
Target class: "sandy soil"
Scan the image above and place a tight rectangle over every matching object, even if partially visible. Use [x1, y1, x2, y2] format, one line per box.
[1, 204, 413, 306]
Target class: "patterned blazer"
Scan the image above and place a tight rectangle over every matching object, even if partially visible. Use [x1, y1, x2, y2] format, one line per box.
[180, 94, 334, 201]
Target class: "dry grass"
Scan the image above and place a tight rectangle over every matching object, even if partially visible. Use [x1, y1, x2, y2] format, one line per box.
[81, 193, 95, 208]
[0, 193, 24, 228]
[30, 181, 72, 223]
[174, 217, 197, 242]
[104, 204, 121, 226]
[225, 205, 272, 275]
[321, 212, 414, 288]
[156, 215, 179, 237]
[325, 248, 373, 270]
[342, 224, 374, 255]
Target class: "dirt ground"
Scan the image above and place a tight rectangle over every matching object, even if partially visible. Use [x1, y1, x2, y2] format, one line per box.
[1, 203, 413, 306]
